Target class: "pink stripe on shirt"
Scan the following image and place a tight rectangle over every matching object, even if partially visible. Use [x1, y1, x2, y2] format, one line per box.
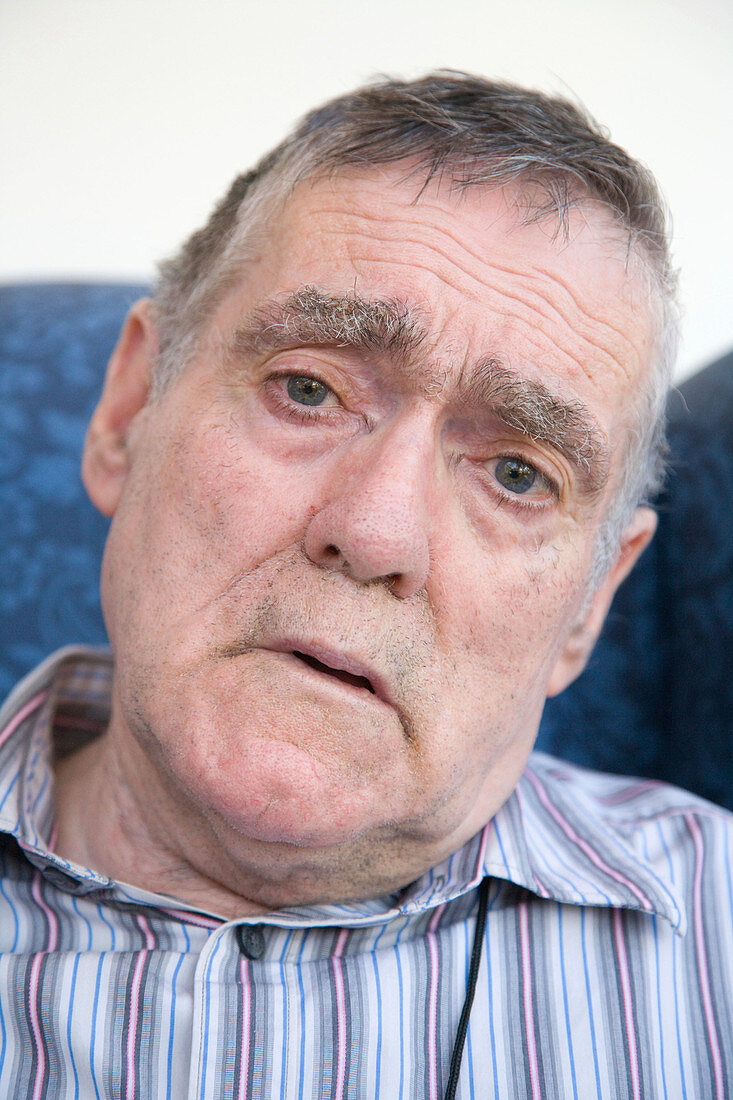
[28, 952, 46, 1100]
[332, 927, 349, 1100]
[238, 958, 251, 1100]
[427, 903, 446, 1100]
[125, 914, 155, 1100]
[613, 908, 641, 1100]
[28, 871, 61, 1100]
[519, 901, 542, 1100]
[0, 690, 49, 750]
[687, 814, 725, 1099]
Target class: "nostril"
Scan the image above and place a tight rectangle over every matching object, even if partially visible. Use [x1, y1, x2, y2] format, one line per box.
[325, 544, 340, 558]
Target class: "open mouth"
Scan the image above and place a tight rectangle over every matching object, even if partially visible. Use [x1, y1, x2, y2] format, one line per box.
[292, 651, 376, 694]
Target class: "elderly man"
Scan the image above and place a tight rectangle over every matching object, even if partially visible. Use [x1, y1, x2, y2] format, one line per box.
[1, 73, 730, 1098]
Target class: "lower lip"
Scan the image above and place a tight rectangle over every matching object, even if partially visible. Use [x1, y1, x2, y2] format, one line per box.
[273, 650, 387, 706]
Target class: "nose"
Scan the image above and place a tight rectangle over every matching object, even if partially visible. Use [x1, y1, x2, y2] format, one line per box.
[304, 423, 433, 599]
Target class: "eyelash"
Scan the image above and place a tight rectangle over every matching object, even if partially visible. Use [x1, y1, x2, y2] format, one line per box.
[265, 372, 345, 425]
[484, 453, 560, 515]
[267, 371, 560, 514]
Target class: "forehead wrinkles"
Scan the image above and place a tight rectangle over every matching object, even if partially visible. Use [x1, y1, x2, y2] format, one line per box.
[290, 190, 648, 385]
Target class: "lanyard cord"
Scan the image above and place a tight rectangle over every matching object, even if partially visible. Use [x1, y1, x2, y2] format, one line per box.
[443, 876, 490, 1100]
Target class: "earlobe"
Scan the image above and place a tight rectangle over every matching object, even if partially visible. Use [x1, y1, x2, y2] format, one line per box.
[82, 299, 158, 517]
[546, 506, 658, 698]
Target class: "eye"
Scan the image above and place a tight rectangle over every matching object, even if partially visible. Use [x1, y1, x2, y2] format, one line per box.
[494, 456, 539, 495]
[286, 375, 332, 407]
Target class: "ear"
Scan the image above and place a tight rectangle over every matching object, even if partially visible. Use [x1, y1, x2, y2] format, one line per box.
[546, 506, 658, 698]
[82, 299, 158, 517]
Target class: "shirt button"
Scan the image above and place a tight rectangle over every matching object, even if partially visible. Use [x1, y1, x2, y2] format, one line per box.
[237, 924, 266, 960]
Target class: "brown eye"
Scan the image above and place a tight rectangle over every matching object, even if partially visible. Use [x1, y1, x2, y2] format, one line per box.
[286, 376, 330, 406]
[494, 457, 537, 494]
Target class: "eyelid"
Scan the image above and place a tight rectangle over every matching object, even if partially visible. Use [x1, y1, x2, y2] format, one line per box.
[496, 453, 558, 494]
[260, 370, 565, 510]
[262, 369, 355, 430]
[268, 365, 339, 398]
[264, 348, 346, 378]
[481, 452, 561, 515]
[266, 352, 346, 392]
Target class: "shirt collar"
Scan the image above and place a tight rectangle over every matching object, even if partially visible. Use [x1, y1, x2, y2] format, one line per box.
[0, 647, 685, 932]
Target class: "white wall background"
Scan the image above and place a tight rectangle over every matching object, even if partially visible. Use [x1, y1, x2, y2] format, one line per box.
[1, 0, 731, 380]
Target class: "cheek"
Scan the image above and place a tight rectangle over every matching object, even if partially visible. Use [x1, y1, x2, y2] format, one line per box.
[181, 426, 295, 558]
[156, 422, 309, 572]
[432, 532, 588, 709]
[102, 417, 315, 653]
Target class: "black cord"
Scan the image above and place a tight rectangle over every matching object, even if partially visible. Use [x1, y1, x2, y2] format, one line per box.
[443, 876, 490, 1100]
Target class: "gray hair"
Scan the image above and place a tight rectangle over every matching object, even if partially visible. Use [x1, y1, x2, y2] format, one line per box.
[153, 72, 679, 582]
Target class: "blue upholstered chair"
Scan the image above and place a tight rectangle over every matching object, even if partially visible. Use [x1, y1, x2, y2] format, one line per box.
[2, 283, 731, 807]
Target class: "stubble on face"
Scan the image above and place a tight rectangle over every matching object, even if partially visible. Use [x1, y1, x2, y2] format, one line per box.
[71, 170, 656, 909]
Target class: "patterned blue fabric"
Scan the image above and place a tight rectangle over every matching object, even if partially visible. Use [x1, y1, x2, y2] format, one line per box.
[1, 283, 731, 806]
[0, 284, 145, 698]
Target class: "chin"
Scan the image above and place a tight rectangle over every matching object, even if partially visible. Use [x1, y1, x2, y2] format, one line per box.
[170, 733, 407, 851]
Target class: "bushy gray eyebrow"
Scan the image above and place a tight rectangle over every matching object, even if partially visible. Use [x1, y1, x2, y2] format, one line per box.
[457, 358, 610, 493]
[230, 285, 610, 494]
[232, 286, 427, 360]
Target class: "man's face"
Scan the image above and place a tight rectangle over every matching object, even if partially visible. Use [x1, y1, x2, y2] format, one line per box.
[88, 171, 655, 902]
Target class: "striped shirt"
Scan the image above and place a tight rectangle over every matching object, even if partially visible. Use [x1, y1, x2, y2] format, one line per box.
[0, 648, 731, 1099]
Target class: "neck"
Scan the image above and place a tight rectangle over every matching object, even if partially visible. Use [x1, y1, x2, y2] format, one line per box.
[51, 723, 462, 918]
[53, 732, 273, 918]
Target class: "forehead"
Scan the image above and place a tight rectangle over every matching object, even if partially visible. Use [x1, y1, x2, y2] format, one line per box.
[222, 169, 655, 432]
